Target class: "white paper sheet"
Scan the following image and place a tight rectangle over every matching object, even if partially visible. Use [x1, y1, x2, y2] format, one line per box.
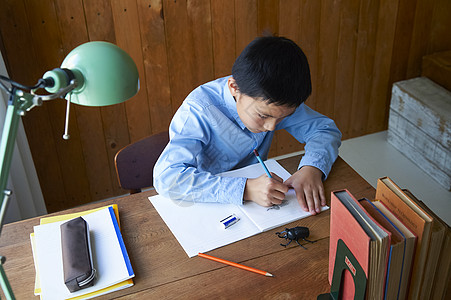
[149, 159, 329, 257]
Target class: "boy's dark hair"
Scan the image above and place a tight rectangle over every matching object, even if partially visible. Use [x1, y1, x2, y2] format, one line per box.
[232, 36, 312, 107]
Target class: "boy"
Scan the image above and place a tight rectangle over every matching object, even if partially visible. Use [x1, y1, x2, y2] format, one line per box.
[154, 36, 341, 215]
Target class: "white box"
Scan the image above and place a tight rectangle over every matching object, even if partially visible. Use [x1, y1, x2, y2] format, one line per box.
[388, 77, 451, 190]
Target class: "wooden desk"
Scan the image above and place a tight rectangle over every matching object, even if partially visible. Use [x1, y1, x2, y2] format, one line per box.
[0, 156, 374, 299]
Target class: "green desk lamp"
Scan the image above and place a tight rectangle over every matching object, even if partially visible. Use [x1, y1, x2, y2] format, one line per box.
[0, 41, 139, 299]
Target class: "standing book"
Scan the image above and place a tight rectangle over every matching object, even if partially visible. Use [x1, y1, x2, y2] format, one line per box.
[329, 190, 390, 300]
[403, 189, 447, 299]
[372, 200, 417, 300]
[32, 206, 134, 299]
[360, 198, 407, 300]
[431, 225, 451, 300]
[376, 177, 432, 300]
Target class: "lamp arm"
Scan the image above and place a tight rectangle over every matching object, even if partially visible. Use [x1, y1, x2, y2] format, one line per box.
[0, 82, 75, 300]
[0, 89, 34, 300]
[0, 89, 40, 227]
[0, 256, 14, 300]
[0, 80, 77, 204]
[32, 80, 77, 102]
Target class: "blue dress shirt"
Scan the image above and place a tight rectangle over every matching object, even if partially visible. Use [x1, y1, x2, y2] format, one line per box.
[154, 76, 342, 205]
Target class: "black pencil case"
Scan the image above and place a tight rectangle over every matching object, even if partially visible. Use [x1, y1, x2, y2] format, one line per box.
[60, 217, 96, 292]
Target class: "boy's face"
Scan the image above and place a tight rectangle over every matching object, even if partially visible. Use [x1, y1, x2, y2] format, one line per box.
[228, 77, 296, 133]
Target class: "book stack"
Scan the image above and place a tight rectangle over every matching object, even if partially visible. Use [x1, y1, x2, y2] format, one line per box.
[30, 205, 135, 300]
[329, 177, 450, 300]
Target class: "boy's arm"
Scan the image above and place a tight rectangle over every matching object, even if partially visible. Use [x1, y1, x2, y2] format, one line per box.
[281, 104, 342, 180]
[153, 137, 246, 205]
[278, 104, 342, 214]
[153, 102, 246, 206]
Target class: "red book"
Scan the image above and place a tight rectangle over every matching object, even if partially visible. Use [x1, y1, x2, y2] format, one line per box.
[329, 190, 390, 300]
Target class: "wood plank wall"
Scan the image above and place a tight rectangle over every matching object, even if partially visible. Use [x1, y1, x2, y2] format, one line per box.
[0, 0, 450, 213]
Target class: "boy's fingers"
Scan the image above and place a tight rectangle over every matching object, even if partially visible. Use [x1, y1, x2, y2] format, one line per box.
[270, 172, 283, 182]
[270, 197, 283, 205]
[319, 187, 326, 206]
[295, 189, 308, 212]
[269, 178, 289, 194]
[304, 192, 317, 215]
[313, 192, 321, 213]
[270, 190, 286, 202]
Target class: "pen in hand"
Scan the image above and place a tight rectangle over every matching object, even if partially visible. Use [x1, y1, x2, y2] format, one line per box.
[253, 149, 272, 178]
[253, 149, 288, 208]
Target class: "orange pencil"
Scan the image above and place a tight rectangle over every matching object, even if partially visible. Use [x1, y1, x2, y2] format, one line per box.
[198, 252, 274, 277]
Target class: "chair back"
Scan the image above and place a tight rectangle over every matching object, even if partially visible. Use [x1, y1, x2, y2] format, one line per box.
[114, 131, 169, 194]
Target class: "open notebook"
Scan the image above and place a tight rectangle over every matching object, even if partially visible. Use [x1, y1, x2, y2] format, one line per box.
[149, 159, 328, 257]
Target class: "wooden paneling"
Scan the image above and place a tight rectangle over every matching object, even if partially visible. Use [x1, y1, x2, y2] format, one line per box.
[164, 0, 198, 111]
[333, 0, 360, 138]
[316, 0, 340, 118]
[112, 0, 153, 142]
[211, 0, 235, 78]
[0, 0, 449, 213]
[137, 0, 172, 134]
[235, 0, 258, 55]
[367, 0, 399, 133]
[258, 0, 279, 36]
[299, 0, 321, 111]
[349, 0, 379, 137]
[276, 0, 304, 157]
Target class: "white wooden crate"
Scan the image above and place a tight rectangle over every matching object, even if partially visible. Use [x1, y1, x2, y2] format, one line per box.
[389, 77, 451, 190]
[389, 109, 451, 174]
[388, 128, 451, 190]
[390, 77, 450, 148]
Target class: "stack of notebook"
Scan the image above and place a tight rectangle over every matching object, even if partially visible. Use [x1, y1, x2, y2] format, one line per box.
[30, 205, 135, 300]
[328, 177, 450, 300]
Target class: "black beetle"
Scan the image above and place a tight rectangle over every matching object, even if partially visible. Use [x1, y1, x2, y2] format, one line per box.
[275, 226, 317, 249]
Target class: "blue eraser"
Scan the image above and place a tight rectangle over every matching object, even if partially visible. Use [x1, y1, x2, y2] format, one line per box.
[220, 214, 240, 229]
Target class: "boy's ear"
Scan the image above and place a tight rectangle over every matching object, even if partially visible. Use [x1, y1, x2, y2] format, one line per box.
[227, 77, 239, 96]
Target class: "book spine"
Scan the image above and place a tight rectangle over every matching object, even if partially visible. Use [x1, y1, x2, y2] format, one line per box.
[108, 207, 134, 276]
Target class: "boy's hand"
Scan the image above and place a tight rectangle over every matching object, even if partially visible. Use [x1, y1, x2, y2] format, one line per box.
[284, 166, 325, 215]
[244, 172, 289, 207]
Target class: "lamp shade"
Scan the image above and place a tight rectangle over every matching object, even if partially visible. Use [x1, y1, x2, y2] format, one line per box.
[44, 41, 139, 106]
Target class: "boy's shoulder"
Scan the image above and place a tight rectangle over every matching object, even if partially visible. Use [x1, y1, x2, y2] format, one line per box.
[185, 76, 231, 109]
